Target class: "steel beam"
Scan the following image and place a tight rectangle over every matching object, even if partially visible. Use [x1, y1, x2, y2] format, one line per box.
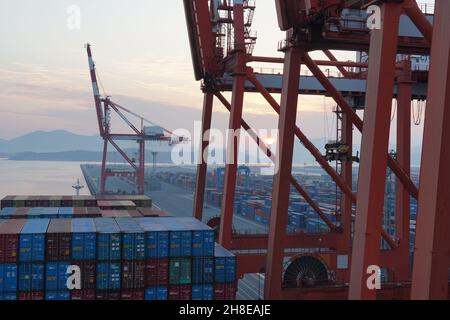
[265, 47, 302, 299]
[193, 91, 214, 220]
[395, 60, 412, 282]
[349, 2, 402, 300]
[214, 92, 337, 231]
[411, 0, 450, 300]
[403, 0, 433, 43]
[323, 50, 352, 78]
[340, 112, 353, 250]
[231, 233, 338, 251]
[138, 140, 145, 194]
[303, 54, 419, 200]
[219, 2, 247, 248]
[247, 73, 356, 203]
[101, 139, 108, 194]
[219, 72, 245, 247]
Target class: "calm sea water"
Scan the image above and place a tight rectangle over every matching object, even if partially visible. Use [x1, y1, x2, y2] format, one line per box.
[0, 159, 91, 199]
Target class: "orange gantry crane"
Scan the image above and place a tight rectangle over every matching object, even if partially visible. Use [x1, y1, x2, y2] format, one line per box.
[184, 0, 449, 300]
[86, 44, 185, 195]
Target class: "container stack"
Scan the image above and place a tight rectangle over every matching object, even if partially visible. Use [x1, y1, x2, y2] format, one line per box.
[0, 217, 237, 300]
[1, 195, 152, 210]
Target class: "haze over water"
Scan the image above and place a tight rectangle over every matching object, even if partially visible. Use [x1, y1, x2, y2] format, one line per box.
[0, 159, 90, 199]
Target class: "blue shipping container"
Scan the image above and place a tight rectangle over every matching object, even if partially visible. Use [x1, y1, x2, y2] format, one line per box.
[94, 218, 121, 261]
[41, 208, 59, 219]
[45, 291, 70, 300]
[180, 218, 215, 257]
[71, 218, 97, 260]
[136, 219, 169, 258]
[29, 207, 43, 219]
[0, 293, 17, 300]
[192, 257, 214, 284]
[58, 207, 73, 218]
[0, 208, 14, 218]
[18, 263, 45, 292]
[19, 219, 50, 262]
[116, 218, 145, 260]
[214, 244, 236, 283]
[158, 218, 192, 257]
[145, 286, 168, 300]
[96, 262, 121, 290]
[45, 262, 70, 291]
[192, 284, 214, 300]
[0, 263, 17, 292]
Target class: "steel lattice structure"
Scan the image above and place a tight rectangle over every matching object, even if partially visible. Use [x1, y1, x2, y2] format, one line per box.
[184, 0, 449, 299]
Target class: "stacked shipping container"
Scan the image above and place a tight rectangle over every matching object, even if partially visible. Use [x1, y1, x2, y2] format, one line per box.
[0, 207, 169, 219]
[1, 195, 152, 210]
[0, 217, 236, 300]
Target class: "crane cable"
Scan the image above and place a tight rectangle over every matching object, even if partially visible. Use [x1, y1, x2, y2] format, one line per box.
[94, 69, 185, 140]
[323, 97, 331, 144]
[412, 100, 424, 126]
[391, 99, 397, 122]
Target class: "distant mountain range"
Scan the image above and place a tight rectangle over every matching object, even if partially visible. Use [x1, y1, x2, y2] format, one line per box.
[0, 130, 102, 153]
[0, 130, 423, 165]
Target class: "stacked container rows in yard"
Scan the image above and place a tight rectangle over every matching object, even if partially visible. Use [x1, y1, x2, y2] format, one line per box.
[0, 217, 236, 300]
[0, 207, 169, 220]
[1, 195, 152, 209]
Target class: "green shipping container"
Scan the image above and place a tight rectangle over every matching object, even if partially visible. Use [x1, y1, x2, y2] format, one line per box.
[14, 196, 27, 207]
[169, 258, 191, 285]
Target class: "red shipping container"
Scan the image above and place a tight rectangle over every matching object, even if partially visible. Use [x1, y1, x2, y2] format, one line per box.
[0, 219, 26, 263]
[100, 210, 115, 218]
[128, 210, 142, 217]
[18, 292, 44, 300]
[37, 198, 50, 207]
[84, 200, 97, 207]
[46, 219, 72, 261]
[12, 208, 30, 219]
[75, 261, 96, 290]
[168, 285, 180, 300]
[73, 207, 86, 216]
[96, 290, 120, 300]
[255, 209, 265, 217]
[225, 282, 237, 300]
[86, 207, 101, 217]
[214, 283, 225, 300]
[168, 285, 192, 300]
[180, 285, 191, 300]
[145, 259, 168, 286]
[121, 261, 145, 289]
[120, 290, 145, 300]
[71, 289, 96, 300]
[61, 196, 73, 207]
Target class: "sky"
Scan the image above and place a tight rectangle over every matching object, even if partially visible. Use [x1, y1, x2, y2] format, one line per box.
[0, 0, 434, 147]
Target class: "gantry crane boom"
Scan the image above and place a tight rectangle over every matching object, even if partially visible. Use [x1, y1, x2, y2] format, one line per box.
[86, 44, 186, 195]
[86, 44, 105, 137]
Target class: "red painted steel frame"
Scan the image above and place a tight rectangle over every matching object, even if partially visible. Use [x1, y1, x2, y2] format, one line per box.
[395, 60, 412, 282]
[219, 3, 246, 247]
[349, 2, 402, 300]
[340, 112, 353, 251]
[193, 91, 214, 220]
[265, 47, 302, 299]
[411, 0, 450, 300]
[186, 0, 450, 300]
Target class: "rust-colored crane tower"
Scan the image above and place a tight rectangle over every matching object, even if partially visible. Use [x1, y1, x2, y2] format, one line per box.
[86, 44, 185, 195]
[184, 0, 449, 299]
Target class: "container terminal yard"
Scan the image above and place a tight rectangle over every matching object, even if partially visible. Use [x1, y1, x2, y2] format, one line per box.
[1, 0, 450, 301]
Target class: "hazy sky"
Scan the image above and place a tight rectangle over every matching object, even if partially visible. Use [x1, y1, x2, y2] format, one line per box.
[0, 0, 434, 146]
